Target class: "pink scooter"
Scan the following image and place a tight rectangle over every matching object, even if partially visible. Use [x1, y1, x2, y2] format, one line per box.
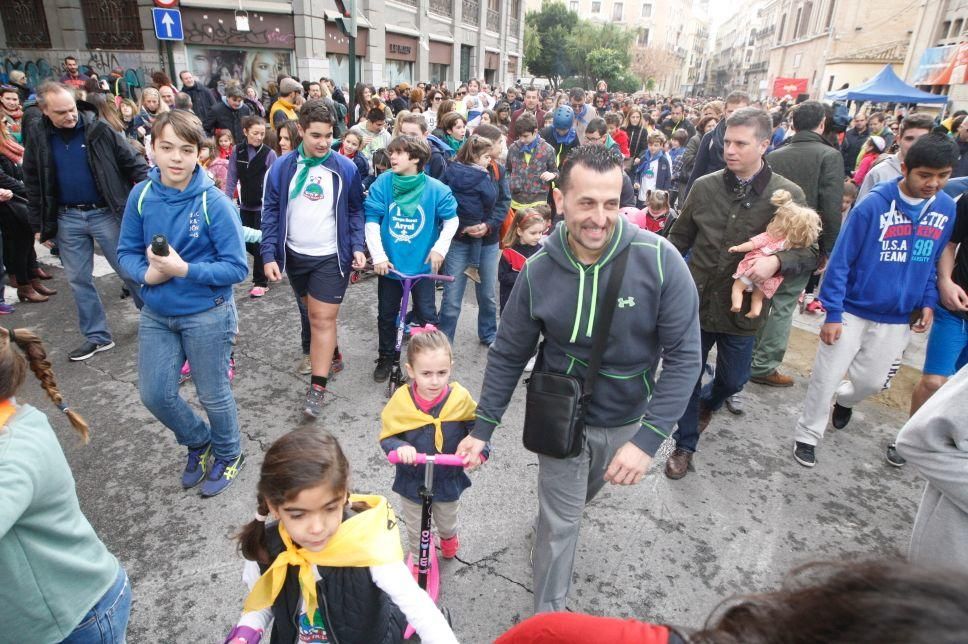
[387, 450, 466, 639]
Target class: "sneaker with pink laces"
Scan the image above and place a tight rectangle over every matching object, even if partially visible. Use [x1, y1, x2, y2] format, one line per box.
[228, 357, 236, 382]
[440, 534, 460, 559]
[179, 360, 192, 384]
[249, 286, 267, 298]
[806, 299, 826, 313]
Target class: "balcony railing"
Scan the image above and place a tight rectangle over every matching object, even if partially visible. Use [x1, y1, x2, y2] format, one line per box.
[430, 0, 453, 15]
[463, 0, 480, 25]
[487, 8, 500, 31]
[509, 16, 521, 35]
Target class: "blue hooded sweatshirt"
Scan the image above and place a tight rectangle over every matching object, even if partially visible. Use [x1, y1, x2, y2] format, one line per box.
[820, 178, 955, 324]
[364, 171, 458, 276]
[117, 166, 247, 316]
[441, 160, 498, 233]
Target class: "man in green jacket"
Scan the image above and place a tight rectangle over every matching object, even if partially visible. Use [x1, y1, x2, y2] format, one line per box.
[665, 108, 815, 479]
[750, 101, 844, 388]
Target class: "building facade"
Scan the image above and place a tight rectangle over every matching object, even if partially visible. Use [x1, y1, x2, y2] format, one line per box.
[0, 0, 524, 96]
[904, 0, 968, 109]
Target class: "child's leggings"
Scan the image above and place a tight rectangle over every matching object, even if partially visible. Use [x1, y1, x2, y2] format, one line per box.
[399, 497, 459, 558]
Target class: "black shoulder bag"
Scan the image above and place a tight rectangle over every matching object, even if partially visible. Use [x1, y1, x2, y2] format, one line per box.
[522, 246, 630, 459]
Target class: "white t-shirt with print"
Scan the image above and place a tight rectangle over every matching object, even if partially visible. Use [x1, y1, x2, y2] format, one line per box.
[286, 163, 338, 257]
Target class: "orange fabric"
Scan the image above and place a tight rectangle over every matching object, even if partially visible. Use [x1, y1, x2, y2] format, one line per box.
[495, 613, 671, 644]
[0, 399, 16, 428]
[498, 207, 516, 246]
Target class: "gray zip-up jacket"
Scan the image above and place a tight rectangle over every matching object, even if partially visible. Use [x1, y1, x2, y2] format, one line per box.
[473, 216, 701, 456]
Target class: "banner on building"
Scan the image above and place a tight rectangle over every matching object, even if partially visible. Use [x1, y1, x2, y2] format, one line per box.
[186, 47, 292, 98]
[772, 77, 808, 99]
[912, 44, 968, 86]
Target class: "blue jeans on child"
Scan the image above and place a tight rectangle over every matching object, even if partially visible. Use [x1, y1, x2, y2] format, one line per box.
[923, 305, 968, 377]
[138, 303, 241, 460]
[62, 566, 132, 644]
[438, 240, 499, 345]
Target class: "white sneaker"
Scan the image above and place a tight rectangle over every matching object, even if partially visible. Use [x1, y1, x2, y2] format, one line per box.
[524, 355, 536, 372]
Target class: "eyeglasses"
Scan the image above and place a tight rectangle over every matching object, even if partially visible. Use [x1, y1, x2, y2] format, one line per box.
[433, 96, 443, 101]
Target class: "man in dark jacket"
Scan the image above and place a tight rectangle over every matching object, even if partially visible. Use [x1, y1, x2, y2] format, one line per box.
[179, 70, 216, 125]
[684, 91, 750, 198]
[951, 115, 968, 178]
[22, 82, 147, 361]
[203, 83, 252, 142]
[750, 101, 844, 388]
[841, 112, 870, 176]
[660, 101, 696, 141]
[456, 145, 700, 612]
[665, 108, 814, 479]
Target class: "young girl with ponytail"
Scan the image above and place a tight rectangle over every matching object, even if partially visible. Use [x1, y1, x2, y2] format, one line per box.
[0, 326, 132, 643]
[226, 429, 457, 644]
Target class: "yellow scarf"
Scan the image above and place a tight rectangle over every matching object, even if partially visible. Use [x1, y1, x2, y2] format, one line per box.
[243, 494, 403, 625]
[270, 97, 297, 124]
[379, 382, 477, 451]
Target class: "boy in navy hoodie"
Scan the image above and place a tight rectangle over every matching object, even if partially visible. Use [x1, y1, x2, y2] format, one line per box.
[793, 134, 959, 468]
[261, 100, 367, 419]
[117, 110, 249, 497]
[365, 135, 458, 382]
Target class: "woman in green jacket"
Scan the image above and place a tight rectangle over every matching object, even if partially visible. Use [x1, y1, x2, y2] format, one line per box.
[0, 326, 131, 643]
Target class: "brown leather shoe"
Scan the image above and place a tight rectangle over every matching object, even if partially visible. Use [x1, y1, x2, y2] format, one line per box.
[30, 279, 56, 296]
[17, 285, 48, 303]
[665, 448, 693, 480]
[33, 266, 53, 280]
[750, 370, 795, 387]
[697, 403, 714, 434]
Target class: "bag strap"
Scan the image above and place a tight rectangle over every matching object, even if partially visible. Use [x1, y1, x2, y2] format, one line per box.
[582, 245, 630, 398]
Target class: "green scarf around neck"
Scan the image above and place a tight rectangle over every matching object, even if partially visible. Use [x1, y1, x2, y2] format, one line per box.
[444, 134, 463, 154]
[391, 172, 427, 218]
[290, 144, 333, 200]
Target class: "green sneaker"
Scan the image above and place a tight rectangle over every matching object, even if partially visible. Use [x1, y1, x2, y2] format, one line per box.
[181, 443, 211, 489]
[200, 453, 245, 497]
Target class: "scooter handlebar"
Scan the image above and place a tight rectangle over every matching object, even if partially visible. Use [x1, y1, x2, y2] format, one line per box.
[387, 269, 455, 283]
[388, 451, 467, 467]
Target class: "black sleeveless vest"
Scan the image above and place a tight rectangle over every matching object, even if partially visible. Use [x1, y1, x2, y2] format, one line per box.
[236, 142, 270, 209]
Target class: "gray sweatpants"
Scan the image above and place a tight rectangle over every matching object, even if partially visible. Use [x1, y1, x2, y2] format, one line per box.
[399, 496, 460, 558]
[533, 422, 640, 613]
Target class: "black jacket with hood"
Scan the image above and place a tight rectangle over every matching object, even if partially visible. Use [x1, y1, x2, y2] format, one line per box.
[22, 101, 148, 242]
[474, 217, 701, 457]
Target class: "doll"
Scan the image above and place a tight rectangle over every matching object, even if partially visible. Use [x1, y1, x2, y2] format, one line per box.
[728, 189, 821, 319]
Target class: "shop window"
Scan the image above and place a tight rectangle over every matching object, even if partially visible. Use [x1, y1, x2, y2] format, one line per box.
[385, 60, 414, 86]
[79, 0, 143, 50]
[0, 0, 51, 49]
[431, 63, 450, 83]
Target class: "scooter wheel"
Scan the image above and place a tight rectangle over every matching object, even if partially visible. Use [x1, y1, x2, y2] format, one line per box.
[350, 271, 361, 284]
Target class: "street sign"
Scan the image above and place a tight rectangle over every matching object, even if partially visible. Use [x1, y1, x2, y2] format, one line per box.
[152, 8, 184, 41]
[153, 0, 179, 7]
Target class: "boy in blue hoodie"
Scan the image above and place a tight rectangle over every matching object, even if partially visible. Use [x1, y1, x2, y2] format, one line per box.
[260, 99, 367, 419]
[793, 134, 960, 468]
[365, 135, 458, 381]
[117, 110, 249, 497]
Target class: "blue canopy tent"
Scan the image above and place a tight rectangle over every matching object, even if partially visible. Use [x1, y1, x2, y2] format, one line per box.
[825, 64, 949, 104]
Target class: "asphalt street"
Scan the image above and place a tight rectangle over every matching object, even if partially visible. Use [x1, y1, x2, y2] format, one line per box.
[12, 253, 926, 643]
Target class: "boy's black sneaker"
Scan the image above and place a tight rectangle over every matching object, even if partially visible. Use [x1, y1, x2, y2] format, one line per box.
[886, 443, 906, 467]
[831, 403, 853, 429]
[794, 441, 816, 468]
[373, 355, 393, 382]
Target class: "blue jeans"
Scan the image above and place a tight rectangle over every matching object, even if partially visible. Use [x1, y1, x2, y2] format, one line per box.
[438, 241, 499, 344]
[138, 303, 241, 460]
[56, 207, 143, 344]
[923, 306, 968, 377]
[673, 330, 755, 453]
[61, 566, 132, 644]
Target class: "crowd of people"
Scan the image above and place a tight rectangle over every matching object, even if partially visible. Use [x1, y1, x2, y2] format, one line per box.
[1, 56, 968, 643]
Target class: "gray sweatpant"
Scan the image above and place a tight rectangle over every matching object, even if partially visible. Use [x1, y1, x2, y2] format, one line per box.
[533, 422, 640, 613]
[399, 496, 460, 558]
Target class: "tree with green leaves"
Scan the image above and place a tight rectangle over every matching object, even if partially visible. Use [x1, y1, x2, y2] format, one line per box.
[523, 2, 578, 91]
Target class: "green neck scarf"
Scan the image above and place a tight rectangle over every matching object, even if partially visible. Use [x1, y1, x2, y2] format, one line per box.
[444, 134, 463, 154]
[290, 144, 333, 200]
[391, 172, 427, 218]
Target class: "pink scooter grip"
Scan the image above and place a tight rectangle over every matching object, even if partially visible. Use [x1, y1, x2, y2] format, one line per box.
[387, 451, 467, 467]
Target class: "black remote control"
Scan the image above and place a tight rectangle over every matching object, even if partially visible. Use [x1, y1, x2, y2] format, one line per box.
[151, 234, 170, 257]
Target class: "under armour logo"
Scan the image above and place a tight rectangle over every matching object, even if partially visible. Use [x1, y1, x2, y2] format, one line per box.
[618, 296, 635, 308]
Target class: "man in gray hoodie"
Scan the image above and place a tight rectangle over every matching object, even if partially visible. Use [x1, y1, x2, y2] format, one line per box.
[456, 145, 701, 613]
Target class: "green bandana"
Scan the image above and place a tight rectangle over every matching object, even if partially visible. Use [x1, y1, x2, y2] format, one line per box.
[391, 172, 427, 218]
[444, 134, 463, 154]
[290, 144, 333, 201]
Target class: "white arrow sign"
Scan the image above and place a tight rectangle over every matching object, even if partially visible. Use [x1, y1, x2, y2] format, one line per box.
[161, 12, 175, 38]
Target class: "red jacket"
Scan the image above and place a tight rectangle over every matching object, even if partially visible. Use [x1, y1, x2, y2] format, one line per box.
[496, 613, 673, 644]
[610, 128, 631, 158]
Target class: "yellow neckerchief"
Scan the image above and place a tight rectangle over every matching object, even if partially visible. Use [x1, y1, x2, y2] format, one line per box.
[243, 494, 403, 625]
[0, 399, 16, 428]
[379, 382, 477, 451]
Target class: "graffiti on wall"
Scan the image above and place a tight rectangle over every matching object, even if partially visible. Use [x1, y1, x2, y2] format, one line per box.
[0, 49, 155, 90]
[187, 47, 292, 97]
